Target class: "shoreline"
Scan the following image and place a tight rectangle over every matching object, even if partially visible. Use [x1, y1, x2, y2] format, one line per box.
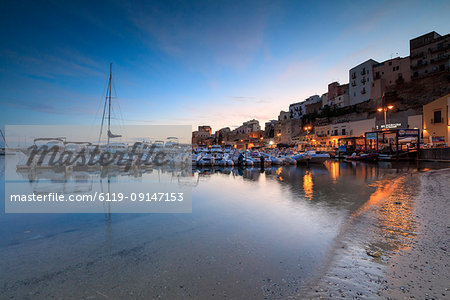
[380, 168, 450, 299]
[301, 168, 450, 299]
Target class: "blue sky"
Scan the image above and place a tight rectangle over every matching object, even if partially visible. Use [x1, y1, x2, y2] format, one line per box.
[1, 0, 449, 136]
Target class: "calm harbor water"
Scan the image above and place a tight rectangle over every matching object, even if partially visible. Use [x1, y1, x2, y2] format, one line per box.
[0, 155, 448, 299]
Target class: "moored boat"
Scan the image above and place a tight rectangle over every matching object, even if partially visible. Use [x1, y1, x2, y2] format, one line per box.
[345, 153, 379, 162]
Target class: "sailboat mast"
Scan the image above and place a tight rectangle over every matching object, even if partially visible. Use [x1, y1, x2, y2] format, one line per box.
[107, 63, 112, 145]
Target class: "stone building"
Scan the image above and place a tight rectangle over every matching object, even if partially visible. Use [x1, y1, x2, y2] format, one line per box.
[410, 31, 450, 78]
[371, 56, 411, 101]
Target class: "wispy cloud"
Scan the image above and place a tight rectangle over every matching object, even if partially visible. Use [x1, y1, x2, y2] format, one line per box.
[1, 50, 104, 80]
[123, 1, 271, 72]
[227, 96, 269, 104]
[1, 98, 63, 114]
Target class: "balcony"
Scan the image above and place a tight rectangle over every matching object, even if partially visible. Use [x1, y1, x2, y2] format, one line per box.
[431, 118, 444, 124]
[429, 44, 450, 53]
[411, 51, 424, 59]
[411, 61, 428, 70]
[431, 54, 449, 63]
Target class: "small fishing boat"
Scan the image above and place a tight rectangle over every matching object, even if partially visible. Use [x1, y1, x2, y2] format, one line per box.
[210, 145, 222, 152]
[294, 150, 329, 164]
[345, 153, 379, 162]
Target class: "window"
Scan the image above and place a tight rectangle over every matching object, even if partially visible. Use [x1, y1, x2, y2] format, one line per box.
[342, 128, 346, 135]
[433, 110, 442, 123]
[389, 61, 392, 66]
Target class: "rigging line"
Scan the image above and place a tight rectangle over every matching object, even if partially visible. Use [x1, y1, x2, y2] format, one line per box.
[111, 74, 126, 130]
[111, 104, 126, 139]
[0, 129, 7, 147]
[110, 70, 126, 132]
[115, 96, 126, 129]
[90, 75, 109, 133]
[98, 77, 109, 145]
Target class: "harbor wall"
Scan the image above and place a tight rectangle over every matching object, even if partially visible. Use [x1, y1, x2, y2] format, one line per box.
[420, 147, 450, 161]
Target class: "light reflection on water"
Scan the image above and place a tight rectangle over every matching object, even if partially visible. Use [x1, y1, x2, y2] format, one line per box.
[0, 156, 449, 298]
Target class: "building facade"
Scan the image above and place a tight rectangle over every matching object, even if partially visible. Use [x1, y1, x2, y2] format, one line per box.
[314, 124, 331, 146]
[410, 31, 450, 78]
[321, 93, 328, 108]
[278, 111, 289, 121]
[264, 120, 277, 139]
[289, 101, 305, 119]
[349, 59, 378, 105]
[331, 118, 376, 140]
[423, 93, 450, 146]
[371, 56, 412, 100]
[327, 83, 349, 107]
[192, 125, 213, 145]
[242, 119, 261, 132]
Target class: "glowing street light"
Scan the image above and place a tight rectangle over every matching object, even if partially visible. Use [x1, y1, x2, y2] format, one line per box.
[304, 125, 312, 143]
[377, 104, 394, 130]
[377, 93, 395, 130]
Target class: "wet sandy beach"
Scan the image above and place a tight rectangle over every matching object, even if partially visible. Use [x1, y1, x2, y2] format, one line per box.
[1, 159, 449, 299]
[304, 168, 450, 299]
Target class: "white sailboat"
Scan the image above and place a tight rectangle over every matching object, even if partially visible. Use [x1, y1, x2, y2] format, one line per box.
[99, 63, 123, 150]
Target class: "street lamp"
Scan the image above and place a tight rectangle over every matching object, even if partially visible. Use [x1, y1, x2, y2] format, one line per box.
[377, 105, 394, 130]
[377, 93, 394, 130]
[304, 125, 312, 144]
[304, 125, 312, 135]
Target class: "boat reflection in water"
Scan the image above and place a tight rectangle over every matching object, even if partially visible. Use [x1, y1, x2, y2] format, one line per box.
[0, 156, 449, 299]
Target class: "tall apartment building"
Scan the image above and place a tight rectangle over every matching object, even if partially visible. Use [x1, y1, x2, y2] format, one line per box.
[410, 31, 450, 78]
[371, 56, 411, 100]
[349, 59, 378, 105]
